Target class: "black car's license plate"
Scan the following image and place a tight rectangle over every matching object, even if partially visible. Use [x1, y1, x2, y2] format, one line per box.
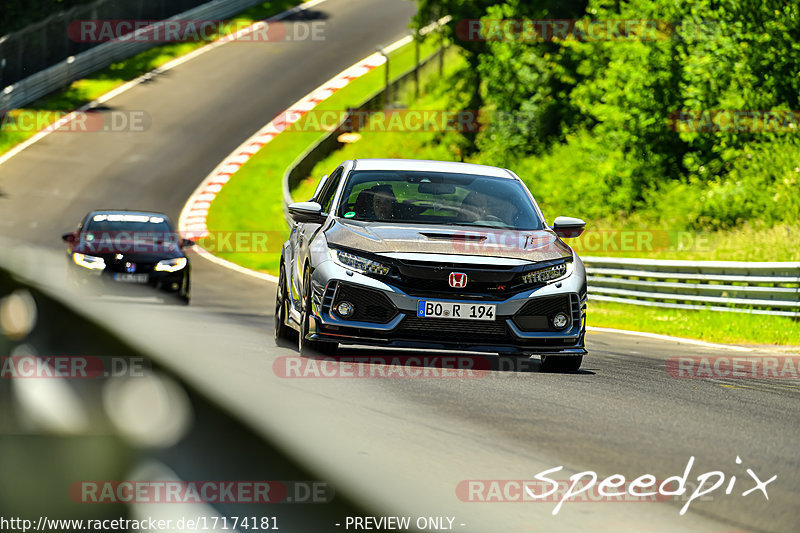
[113, 273, 149, 283]
[417, 300, 496, 321]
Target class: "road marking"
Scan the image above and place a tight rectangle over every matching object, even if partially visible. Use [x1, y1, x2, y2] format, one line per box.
[177, 51, 387, 241]
[587, 326, 753, 352]
[191, 246, 278, 282]
[0, 0, 332, 167]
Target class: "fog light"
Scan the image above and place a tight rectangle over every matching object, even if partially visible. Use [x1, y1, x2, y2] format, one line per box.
[553, 312, 569, 329]
[336, 301, 354, 318]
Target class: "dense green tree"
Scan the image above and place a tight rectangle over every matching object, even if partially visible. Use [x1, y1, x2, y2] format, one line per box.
[414, 0, 800, 229]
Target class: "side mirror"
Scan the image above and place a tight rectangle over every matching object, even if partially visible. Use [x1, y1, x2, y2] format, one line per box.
[288, 201, 325, 224]
[61, 231, 77, 244]
[553, 216, 586, 239]
[181, 238, 195, 247]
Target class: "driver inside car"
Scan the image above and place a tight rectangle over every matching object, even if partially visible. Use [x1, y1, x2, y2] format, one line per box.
[372, 184, 396, 220]
[353, 184, 397, 220]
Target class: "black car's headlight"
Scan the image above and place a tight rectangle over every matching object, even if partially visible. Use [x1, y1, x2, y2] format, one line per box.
[154, 257, 187, 272]
[520, 261, 569, 285]
[330, 249, 390, 276]
[73, 253, 105, 270]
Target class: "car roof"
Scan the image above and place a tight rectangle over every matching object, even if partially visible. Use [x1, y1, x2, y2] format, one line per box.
[87, 209, 170, 218]
[350, 158, 515, 179]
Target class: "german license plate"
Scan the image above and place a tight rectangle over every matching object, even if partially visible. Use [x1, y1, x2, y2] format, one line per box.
[113, 273, 148, 283]
[417, 301, 496, 321]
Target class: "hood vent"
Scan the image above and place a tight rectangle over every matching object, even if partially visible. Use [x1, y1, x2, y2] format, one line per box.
[419, 232, 487, 242]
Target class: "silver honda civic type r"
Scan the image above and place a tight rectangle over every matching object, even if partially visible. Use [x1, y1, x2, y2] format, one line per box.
[276, 159, 588, 371]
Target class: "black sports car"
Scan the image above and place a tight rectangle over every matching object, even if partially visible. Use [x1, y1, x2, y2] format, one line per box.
[276, 159, 588, 371]
[62, 210, 193, 304]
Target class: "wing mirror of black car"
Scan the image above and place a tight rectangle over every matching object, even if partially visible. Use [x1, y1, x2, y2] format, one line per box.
[288, 201, 325, 223]
[61, 231, 77, 244]
[181, 238, 195, 247]
[553, 216, 586, 238]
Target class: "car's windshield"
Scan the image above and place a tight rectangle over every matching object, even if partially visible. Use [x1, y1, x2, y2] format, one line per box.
[336, 170, 543, 230]
[83, 213, 175, 240]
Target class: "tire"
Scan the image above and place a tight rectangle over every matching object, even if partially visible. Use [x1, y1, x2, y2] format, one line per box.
[178, 274, 191, 305]
[540, 354, 583, 373]
[298, 266, 337, 356]
[274, 260, 294, 345]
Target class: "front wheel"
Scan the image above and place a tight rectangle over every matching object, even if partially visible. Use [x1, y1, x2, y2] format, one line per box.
[540, 354, 583, 373]
[178, 274, 191, 305]
[274, 260, 294, 345]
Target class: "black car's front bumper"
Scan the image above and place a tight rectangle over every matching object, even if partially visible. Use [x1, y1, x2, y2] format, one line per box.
[67, 256, 189, 296]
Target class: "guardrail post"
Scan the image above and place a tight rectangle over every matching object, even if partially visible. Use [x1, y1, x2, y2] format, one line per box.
[414, 31, 420, 98]
[376, 46, 390, 107]
[438, 22, 445, 76]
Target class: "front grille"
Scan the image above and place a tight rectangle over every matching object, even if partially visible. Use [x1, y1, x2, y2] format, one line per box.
[333, 283, 398, 323]
[396, 316, 510, 341]
[105, 260, 155, 273]
[512, 295, 572, 331]
[388, 258, 567, 300]
[392, 260, 519, 299]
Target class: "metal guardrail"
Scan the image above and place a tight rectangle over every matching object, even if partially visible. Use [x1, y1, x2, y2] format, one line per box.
[0, 241, 368, 526]
[1, 0, 266, 111]
[584, 256, 800, 317]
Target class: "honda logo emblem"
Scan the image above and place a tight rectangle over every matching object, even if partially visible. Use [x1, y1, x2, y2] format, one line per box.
[449, 272, 468, 288]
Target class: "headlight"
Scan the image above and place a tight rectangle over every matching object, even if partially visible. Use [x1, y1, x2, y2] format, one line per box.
[154, 257, 187, 272]
[73, 253, 105, 270]
[520, 262, 568, 285]
[330, 249, 389, 276]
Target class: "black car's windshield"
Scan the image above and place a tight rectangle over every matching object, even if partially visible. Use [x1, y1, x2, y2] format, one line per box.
[83, 213, 175, 241]
[336, 170, 543, 230]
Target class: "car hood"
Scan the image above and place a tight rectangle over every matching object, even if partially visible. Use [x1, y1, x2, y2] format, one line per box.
[324, 220, 572, 263]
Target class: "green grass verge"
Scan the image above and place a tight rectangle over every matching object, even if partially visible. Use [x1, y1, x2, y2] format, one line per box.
[205, 34, 442, 273]
[0, 0, 304, 155]
[588, 300, 799, 347]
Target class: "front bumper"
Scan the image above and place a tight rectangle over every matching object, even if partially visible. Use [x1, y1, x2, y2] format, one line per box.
[306, 259, 587, 356]
[67, 257, 188, 295]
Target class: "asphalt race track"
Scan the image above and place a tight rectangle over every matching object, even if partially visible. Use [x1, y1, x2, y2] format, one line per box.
[1, 1, 798, 531]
